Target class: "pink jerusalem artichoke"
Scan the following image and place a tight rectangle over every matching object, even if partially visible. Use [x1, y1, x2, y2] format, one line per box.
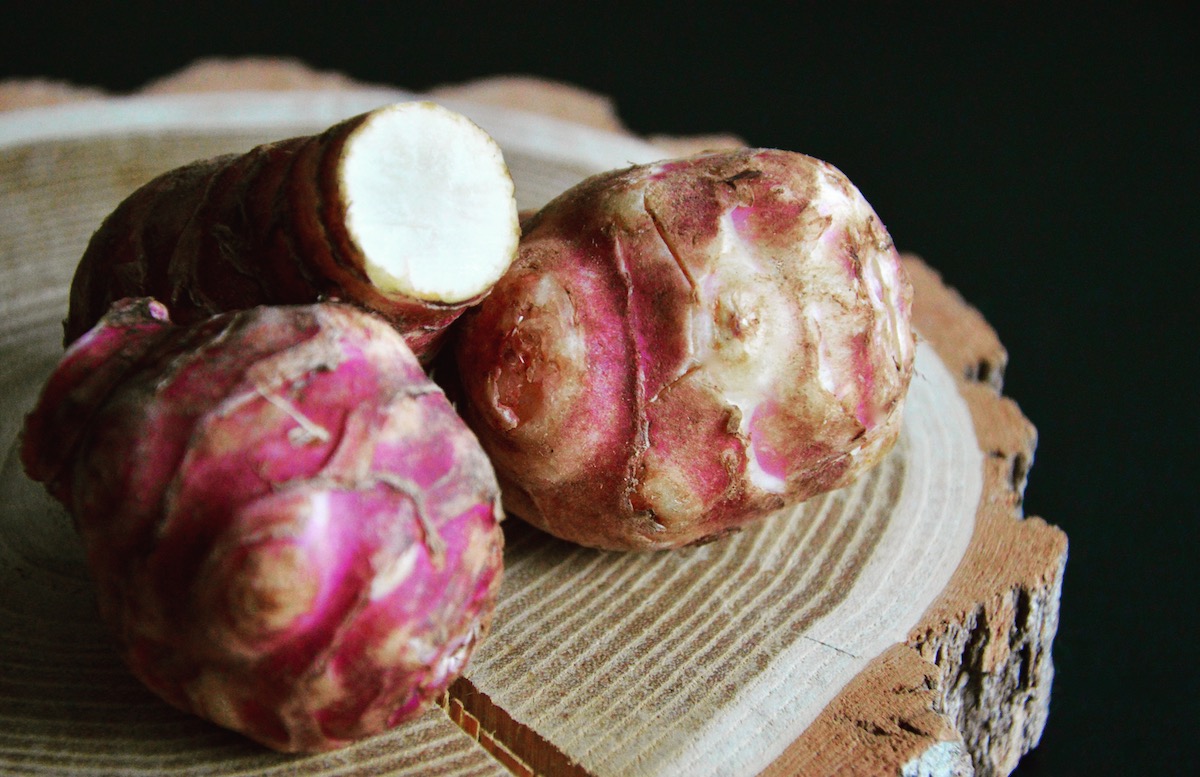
[453, 148, 915, 550]
[22, 299, 504, 752]
[64, 101, 520, 361]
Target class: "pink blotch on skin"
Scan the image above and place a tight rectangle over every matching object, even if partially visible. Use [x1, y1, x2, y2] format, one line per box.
[387, 695, 428, 727]
[731, 204, 754, 234]
[236, 492, 365, 673]
[648, 159, 691, 181]
[377, 426, 458, 491]
[821, 224, 846, 251]
[839, 244, 863, 283]
[747, 399, 790, 482]
[852, 332, 877, 429]
[733, 199, 809, 244]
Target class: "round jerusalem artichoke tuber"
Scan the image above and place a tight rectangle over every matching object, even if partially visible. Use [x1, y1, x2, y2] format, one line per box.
[22, 300, 504, 752]
[453, 148, 915, 550]
[64, 101, 520, 361]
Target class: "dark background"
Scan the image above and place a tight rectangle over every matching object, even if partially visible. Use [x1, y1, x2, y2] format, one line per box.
[3, 3, 1196, 775]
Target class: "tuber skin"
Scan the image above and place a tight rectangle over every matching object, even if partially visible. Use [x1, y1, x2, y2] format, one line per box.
[63, 101, 520, 361]
[453, 148, 915, 551]
[22, 299, 504, 752]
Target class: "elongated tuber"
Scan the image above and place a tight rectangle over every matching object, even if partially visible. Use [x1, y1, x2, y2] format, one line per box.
[453, 148, 915, 550]
[64, 101, 520, 361]
[22, 299, 504, 752]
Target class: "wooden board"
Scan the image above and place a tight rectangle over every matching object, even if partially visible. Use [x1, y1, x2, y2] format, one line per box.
[0, 61, 1067, 777]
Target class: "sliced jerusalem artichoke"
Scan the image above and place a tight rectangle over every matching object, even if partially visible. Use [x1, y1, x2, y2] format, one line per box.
[64, 101, 520, 361]
[23, 300, 504, 752]
[453, 148, 916, 551]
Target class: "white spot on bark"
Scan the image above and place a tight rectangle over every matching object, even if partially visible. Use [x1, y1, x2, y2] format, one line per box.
[901, 739, 975, 777]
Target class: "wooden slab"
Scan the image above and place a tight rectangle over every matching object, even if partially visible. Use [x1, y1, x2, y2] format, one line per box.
[0, 62, 1066, 776]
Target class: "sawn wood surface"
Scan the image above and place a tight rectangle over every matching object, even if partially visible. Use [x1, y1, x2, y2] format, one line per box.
[0, 60, 1067, 777]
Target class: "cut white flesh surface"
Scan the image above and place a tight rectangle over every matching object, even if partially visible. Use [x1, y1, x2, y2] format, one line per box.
[340, 101, 520, 304]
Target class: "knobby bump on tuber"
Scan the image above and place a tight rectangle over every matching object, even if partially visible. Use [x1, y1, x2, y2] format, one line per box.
[22, 300, 505, 752]
[453, 148, 916, 550]
[64, 101, 520, 361]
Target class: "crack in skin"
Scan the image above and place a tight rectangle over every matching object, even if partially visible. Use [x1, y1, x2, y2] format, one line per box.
[610, 229, 655, 532]
[633, 193, 760, 532]
[722, 169, 763, 186]
[305, 382, 454, 570]
[641, 197, 705, 409]
[648, 361, 704, 407]
[373, 472, 448, 569]
[255, 387, 333, 446]
[645, 200, 699, 299]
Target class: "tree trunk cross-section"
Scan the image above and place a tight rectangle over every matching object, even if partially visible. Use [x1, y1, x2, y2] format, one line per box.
[0, 61, 1067, 777]
[430, 72, 1068, 777]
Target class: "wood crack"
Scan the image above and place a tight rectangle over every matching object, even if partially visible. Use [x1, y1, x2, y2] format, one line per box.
[802, 635, 859, 659]
[441, 677, 590, 777]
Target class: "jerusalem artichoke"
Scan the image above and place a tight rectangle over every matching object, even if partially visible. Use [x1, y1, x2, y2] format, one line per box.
[63, 102, 520, 361]
[453, 148, 915, 550]
[23, 299, 504, 752]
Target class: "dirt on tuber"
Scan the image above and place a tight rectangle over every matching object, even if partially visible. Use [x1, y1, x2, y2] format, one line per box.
[63, 101, 520, 361]
[452, 148, 916, 550]
[22, 299, 505, 752]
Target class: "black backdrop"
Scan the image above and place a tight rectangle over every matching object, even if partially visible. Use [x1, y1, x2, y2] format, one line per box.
[3, 3, 1196, 775]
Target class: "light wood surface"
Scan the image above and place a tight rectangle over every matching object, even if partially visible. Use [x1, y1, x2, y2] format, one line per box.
[0, 60, 1066, 776]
